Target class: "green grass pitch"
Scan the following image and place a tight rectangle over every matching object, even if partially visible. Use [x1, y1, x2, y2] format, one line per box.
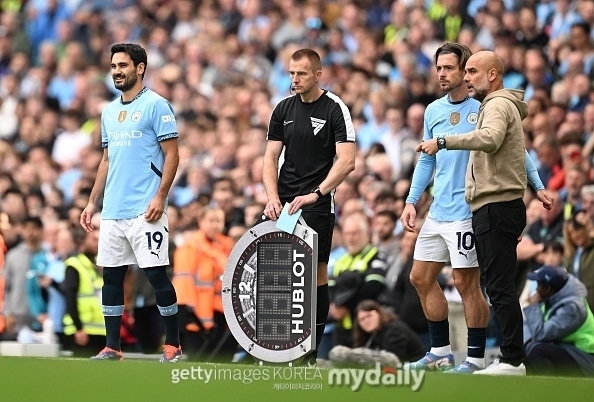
[1, 357, 593, 402]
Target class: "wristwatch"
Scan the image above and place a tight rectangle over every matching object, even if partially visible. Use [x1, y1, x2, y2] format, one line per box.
[437, 137, 446, 150]
[312, 187, 323, 198]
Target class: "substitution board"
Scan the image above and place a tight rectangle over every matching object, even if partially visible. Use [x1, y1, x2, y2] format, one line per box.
[222, 218, 318, 364]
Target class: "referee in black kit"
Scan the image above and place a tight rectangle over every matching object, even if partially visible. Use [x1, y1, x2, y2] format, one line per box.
[262, 48, 356, 365]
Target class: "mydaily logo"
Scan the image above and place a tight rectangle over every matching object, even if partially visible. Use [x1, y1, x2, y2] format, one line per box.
[327, 363, 424, 392]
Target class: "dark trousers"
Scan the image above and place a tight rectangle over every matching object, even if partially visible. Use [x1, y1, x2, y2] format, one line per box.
[473, 199, 526, 366]
[177, 305, 209, 361]
[134, 305, 165, 354]
[525, 342, 585, 376]
[333, 326, 353, 348]
[178, 307, 237, 362]
[63, 334, 107, 358]
[207, 311, 237, 362]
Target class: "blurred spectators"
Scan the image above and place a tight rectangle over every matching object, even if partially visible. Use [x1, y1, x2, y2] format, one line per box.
[0, 0, 593, 361]
[2, 216, 43, 339]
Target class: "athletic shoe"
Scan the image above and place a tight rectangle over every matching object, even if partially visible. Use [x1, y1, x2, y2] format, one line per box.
[445, 361, 481, 374]
[160, 345, 182, 363]
[90, 347, 123, 361]
[473, 359, 526, 376]
[402, 352, 454, 371]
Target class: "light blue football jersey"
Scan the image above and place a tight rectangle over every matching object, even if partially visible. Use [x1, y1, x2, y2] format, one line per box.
[407, 95, 543, 222]
[101, 87, 178, 219]
[407, 95, 479, 221]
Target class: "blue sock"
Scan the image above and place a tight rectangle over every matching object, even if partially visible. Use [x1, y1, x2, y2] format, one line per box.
[102, 266, 128, 351]
[427, 318, 450, 348]
[467, 327, 487, 359]
[315, 284, 329, 353]
[145, 266, 180, 347]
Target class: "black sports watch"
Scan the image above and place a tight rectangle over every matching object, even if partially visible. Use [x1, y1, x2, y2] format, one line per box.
[312, 187, 323, 198]
[437, 137, 446, 150]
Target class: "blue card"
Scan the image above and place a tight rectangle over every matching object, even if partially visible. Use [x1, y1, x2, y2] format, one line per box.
[276, 203, 302, 234]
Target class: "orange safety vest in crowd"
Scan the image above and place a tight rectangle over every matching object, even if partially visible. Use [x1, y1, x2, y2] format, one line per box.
[0, 234, 7, 333]
[172, 230, 233, 331]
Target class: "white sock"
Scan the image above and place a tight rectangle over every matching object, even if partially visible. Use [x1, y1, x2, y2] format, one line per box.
[430, 345, 452, 356]
[466, 357, 485, 368]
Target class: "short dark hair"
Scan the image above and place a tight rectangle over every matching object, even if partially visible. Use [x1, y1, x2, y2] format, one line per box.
[3, 186, 24, 199]
[434, 42, 473, 70]
[110, 43, 148, 79]
[22, 216, 43, 229]
[375, 190, 397, 204]
[571, 22, 591, 36]
[291, 48, 322, 72]
[543, 240, 564, 255]
[570, 209, 588, 230]
[212, 176, 235, 194]
[375, 209, 398, 223]
[558, 131, 584, 147]
[63, 108, 83, 123]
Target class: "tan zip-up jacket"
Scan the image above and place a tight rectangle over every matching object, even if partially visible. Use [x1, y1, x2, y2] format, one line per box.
[445, 89, 528, 211]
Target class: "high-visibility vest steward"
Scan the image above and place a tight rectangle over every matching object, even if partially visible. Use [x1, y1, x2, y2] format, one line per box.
[63, 253, 105, 336]
[543, 298, 594, 354]
[330, 245, 387, 330]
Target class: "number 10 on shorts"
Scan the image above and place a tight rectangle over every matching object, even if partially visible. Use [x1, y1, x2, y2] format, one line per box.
[456, 231, 474, 251]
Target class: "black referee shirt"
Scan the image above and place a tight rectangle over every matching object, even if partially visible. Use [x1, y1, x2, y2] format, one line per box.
[266, 90, 356, 212]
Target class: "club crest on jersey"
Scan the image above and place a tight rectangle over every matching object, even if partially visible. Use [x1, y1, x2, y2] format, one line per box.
[118, 111, 127, 123]
[131, 111, 142, 122]
[310, 117, 326, 135]
[450, 112, 460, 126]
[467, 112, 478, 124]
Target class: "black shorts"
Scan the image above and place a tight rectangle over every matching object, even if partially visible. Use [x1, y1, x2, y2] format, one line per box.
[255, 210, 335, 264]
[301, 210, 334, 264]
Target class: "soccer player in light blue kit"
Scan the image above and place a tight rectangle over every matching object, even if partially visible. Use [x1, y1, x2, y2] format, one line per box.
[400, 43, 550, 373]
[80, 43, 181, 362]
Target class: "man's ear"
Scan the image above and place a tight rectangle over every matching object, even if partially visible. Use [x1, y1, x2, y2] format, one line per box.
[137, 62, 145, 76]
[488, 67, 497, 82]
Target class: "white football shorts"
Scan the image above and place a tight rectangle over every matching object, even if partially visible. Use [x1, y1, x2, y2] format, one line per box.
[413, 216, 478, 268]
[97, 213, 169, 268]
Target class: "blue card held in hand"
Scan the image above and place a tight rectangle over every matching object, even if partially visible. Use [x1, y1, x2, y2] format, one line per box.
[276, 203, 302, 234]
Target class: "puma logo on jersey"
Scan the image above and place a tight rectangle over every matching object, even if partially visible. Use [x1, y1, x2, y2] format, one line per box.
[310, 117, 326, 135]
[283, 120, 293, 126]
[459, 250, 469, 259]
[151, 250, 161, 258]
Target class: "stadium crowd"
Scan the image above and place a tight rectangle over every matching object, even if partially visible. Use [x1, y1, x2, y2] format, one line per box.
[0, 0, 594, 371]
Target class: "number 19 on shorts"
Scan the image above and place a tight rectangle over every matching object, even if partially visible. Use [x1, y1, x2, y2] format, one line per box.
[145, 231, 164, 255]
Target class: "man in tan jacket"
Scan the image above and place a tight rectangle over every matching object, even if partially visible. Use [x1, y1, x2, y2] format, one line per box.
[418, 51, 554, 375]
